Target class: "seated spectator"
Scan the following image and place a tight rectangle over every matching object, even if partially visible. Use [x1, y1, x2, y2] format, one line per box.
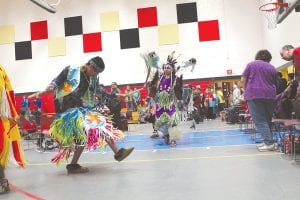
[276, 71, 287, 94]
[32, 95, 42, 125]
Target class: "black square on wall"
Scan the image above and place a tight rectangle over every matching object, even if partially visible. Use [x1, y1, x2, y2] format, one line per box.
[64, 16, 83, 36]
[119, 28, 140, 49]
[15, 41, 32, 60]
[177, 2, 198, 24]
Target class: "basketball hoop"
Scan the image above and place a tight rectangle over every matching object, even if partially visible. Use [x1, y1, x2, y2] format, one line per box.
[259, 2, 288, 29]
[30, 0, 61, 13]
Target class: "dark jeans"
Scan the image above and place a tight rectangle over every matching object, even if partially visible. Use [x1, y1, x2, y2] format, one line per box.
[247, 99, 276, 145]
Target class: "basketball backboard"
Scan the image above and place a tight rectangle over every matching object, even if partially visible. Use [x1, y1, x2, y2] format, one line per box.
[277, 0, 300, 23]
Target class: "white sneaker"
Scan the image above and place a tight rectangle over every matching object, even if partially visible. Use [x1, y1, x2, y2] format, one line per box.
[258, 144, 276, 151]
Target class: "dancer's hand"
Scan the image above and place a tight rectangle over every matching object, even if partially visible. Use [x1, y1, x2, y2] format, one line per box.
[82, 103, 91, 109]
[45, 84, 55, 92]
[116, 93, 127, 98]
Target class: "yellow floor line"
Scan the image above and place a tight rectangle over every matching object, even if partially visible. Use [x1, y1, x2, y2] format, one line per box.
[27, 152, 284, 166]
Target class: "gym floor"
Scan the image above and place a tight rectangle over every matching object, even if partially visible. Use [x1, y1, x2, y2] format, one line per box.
[4, 120, 300, 200]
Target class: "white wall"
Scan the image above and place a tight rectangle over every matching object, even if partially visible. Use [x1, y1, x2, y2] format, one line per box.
[0, 0, 263, 93]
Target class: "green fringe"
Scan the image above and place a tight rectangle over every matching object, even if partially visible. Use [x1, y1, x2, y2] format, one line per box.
[82, 89, 95, 107]
[155, 111, 180, 128]
[157, 91, 174, 109]
[50, 108, 86, 147]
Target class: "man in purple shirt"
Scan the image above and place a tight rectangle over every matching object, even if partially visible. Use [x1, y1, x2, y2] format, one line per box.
[241, 50, 277, 151]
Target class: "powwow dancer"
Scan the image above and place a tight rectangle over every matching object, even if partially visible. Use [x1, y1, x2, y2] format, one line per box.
[0, 65, 25, 193]
[141, 51, 196, 146]
[46, 56, 134, 174]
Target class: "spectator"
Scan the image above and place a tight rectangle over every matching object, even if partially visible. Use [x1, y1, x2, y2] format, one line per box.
[276, 71, 287, 94]
[181, 84, 192, 121]
[287, 73, 295, 86]
[106, 82, 122, 129]
[232, 84, 241, 105]
[205, 87, 215, 119]
[216, 87, 225, 112]
[280, 45, 300, 82]
[20, 96, 30, 118]
[144, 97, 158, 137]
[241, 49, 277, 151]
[32, 94, 42, 125]
[191, 85, 205, 128]
[111, 81, 121, 95]
[125, 85, 134, 111]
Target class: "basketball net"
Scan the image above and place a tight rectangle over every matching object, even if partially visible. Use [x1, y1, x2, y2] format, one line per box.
[259, 1, 288, 29]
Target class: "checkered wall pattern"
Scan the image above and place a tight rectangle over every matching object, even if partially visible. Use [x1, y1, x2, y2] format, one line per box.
[0, 2, 220, 60]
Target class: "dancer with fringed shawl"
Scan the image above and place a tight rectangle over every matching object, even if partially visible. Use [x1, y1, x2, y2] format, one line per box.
[46, 56, 134, 174]
[0, 65, 25, 193]
[141, 51, 196, 146]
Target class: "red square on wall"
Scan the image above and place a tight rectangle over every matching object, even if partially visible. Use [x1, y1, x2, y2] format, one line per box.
[137, 7, 158, 28]
[198, 20, 220, 42]
[30, 20, 48, 40]
[83, 32, 102, 53]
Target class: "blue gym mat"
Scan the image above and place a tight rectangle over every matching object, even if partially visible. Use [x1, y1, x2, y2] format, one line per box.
[95, 129, 256, 151]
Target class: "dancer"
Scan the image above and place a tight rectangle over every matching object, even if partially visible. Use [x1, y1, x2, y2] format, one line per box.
[0, 65, 25, 193]
[46, 56, 134, 174]
[142, 51, 196, 146]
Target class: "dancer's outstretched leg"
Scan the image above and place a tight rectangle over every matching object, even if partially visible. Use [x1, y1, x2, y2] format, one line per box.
[106, 139, 134, 162]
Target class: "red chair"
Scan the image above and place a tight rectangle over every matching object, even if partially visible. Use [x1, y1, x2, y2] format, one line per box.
[18, 115, 37, 136]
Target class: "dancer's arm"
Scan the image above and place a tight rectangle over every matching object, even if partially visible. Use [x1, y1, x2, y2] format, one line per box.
[46, 66, 69, 91]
